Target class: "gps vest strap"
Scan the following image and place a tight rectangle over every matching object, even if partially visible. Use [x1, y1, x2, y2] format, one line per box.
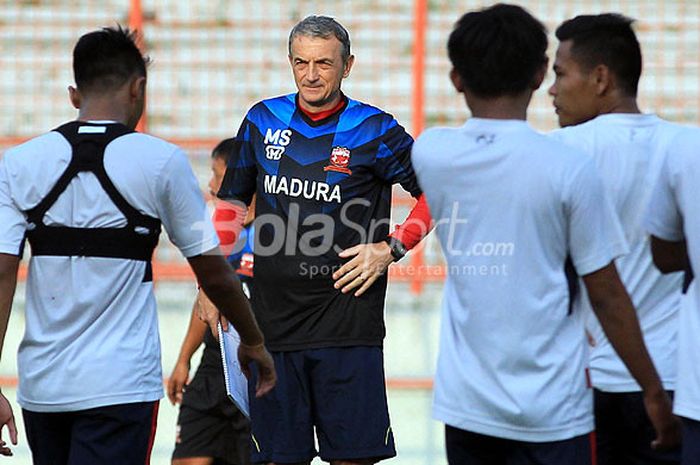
[25, 121, 161, 265]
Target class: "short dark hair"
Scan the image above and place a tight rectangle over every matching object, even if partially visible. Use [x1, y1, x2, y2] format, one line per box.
[289, 15, 351, 63]
[555, 14, 641, 96]
[73, 26, 148, 93]
[212, 138, 240, 163]
[447, 4, 547, 98]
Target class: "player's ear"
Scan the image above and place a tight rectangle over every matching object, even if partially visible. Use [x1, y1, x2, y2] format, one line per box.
[532, 57, 549, 90]
[342, 54, 355, 78]
[593, 64, 611, 96]
[68, 85, 81, 110]
[450, 68, 464, 93]
[129, 76, 147, 101]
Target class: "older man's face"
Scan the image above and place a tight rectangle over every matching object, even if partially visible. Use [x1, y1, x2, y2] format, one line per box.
[289, 34, 354, 112]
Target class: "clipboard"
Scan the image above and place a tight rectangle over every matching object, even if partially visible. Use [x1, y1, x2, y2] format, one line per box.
[217, 322, 250, 419]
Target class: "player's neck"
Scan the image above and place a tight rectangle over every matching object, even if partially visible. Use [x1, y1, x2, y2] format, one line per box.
[77, 102, 131, 127]
[600, 96, 641, 116]
[465, 91, 531, 121]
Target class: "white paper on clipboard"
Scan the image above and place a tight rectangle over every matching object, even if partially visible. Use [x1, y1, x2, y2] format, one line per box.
[217, 322, 250, 419]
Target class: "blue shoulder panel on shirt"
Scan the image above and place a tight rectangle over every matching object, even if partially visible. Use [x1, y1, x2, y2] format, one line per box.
[336, 98, 384, 133]
[250, 94, 296, 130]
[233, 124, 255, 168]
[332, 101, 395, 149]
[376, 141, 393, 159]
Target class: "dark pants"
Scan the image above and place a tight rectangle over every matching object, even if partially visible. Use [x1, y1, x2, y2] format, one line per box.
[681, 417, 700, 465]
[23, 401, 159, 465]
[249, 347, 395, 464]
[445, 425, 594, 465]
[594, 389, 680, 465]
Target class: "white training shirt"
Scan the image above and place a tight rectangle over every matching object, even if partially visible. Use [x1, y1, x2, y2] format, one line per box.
[550, 114, 684, 392]
[0, 122, 218, 412]
[645, 127, 700, 422]
[413, 118, 627, 442]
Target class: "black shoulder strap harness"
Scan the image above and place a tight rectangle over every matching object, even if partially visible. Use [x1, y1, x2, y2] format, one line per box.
[25, 121, 161, 279]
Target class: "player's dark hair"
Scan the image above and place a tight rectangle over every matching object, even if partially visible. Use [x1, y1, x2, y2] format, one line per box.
[212, 138, 240, 163]
[73, 25, 148, 93]
[556, 14, 641, 97]
[289, 15, 351, 63]
[447, 4, 547, 98]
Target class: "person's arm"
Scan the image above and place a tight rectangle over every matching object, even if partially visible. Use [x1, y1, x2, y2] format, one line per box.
[212, 200, 248, 257]
[332, 194, 433, 296]
[0, 253, 19, 455]
[583, 262, 680, 450]
[155, 144, 272, 396]
[0, 154, 25, 456]
[645, 141, 686, 275]
[166, 301, 208, 405]
[650, 236, 688, 274]
[333, 119, 432, 297]
[188, 252, 275, 397]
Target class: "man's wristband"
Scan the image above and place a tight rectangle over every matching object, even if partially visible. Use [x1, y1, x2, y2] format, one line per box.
[384, 237, 408, 262]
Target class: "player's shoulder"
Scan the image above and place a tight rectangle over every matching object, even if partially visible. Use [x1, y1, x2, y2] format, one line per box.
[547, 117, 603, 147]
[3, 131, 68, 167]
[548, 122, 586, 138]
[338, 96, 405, 135]
[344, 96, 391, 120]
[246, 94, 297, 128]
[544, 133, 591, 163]
[550, 113, 683, 142]
[106, 132, 183, 175]
[669, 125, 700, 145]
[258, 93, 295, 113]
[654, 118, 688, 142]
[119, 131, 180, 156]
[412, 125, 473, 170]
[414, 125, 461, 152]
[526, 127, 593, 171]
[418, 125, 462, 139]
[666, 125, 700, 168]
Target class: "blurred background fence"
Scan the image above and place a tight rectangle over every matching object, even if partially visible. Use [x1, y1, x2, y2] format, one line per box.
[0, 1, 698, 463]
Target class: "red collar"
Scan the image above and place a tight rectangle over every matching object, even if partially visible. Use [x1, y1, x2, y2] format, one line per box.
[298, 97, 346, 122]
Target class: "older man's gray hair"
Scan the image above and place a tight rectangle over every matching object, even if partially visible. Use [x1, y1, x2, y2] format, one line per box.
[288, 15, 352, 63]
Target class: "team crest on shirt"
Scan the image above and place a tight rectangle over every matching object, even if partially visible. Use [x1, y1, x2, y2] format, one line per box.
[238, 252, 254, 277]
[323, 146, 352, 175]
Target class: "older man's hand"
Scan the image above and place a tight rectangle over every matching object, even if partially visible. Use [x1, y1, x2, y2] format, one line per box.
[333, 242, 395, 297]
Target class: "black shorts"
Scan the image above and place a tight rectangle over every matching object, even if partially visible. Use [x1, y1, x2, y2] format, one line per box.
[248, 346, 395, 464]
[681, 417, 700, 465]
[23, 401, 159, 465]
[445, 425, 595, 465]
[594, 389, 680, 465]
[172, 361, 251, 465]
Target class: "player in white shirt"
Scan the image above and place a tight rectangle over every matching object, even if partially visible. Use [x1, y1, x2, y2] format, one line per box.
[548, 14, 683, 465]
[0, 27, 275, 464]
[646, 127, 700, 465]
[412, 5, 679, 465]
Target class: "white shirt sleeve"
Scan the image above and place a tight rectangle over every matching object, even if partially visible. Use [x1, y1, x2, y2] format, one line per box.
[155, 148, 219, 258]
[412, 130, 447, 215]
[645, 151, 684, 242]
[0, 156, 28, 255]
[565, 157, 629, 275]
